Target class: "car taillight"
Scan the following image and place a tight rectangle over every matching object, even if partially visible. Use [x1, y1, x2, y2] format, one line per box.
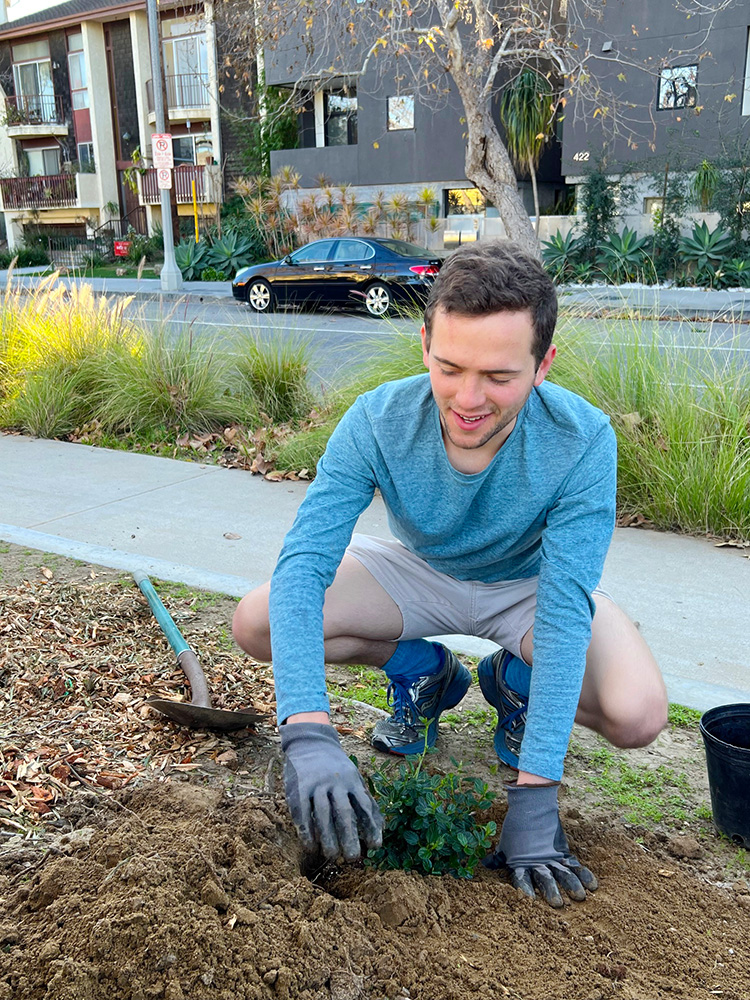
[409, 265, 439, 276]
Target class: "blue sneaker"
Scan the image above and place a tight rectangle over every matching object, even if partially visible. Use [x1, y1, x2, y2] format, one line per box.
[371, 646, 472, 755]
[477, 649, 529, 769]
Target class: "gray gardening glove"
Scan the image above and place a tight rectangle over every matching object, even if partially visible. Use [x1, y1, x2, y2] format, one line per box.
[483, 782, 598, 908]
[280, 722, 384, 860]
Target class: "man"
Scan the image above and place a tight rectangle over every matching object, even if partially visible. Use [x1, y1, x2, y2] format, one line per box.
[233, 241, 667, 908]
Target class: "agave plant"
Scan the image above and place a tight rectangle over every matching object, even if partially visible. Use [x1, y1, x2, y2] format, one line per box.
[724, 257, 750, 288]
[678, 221, 734, 273]
[207, 230, 255, 277]
[597, 226, 650, 283]
[174, 239, 209, 281]
[541, 229, 584, 283]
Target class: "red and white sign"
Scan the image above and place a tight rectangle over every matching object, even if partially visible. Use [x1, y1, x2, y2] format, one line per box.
[114, 240, 131, 257]
[151, 133, 173, 169]
[156, 167, 172, 190]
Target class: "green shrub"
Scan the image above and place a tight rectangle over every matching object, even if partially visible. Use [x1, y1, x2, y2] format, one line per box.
[1, 360, 87, 437]
[207, 230, 255, 277]
[95, 332, 256, 434]
[235, 335, 314, 424]
[678, 221, 734, 283]
[13, 247, 50, 267]
[200, 266, 228, 282]
[366, 752, 497, 878]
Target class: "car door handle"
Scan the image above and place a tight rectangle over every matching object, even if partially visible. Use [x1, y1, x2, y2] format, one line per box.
[359, 265, 372, 270]
[313, 266, 325, 271]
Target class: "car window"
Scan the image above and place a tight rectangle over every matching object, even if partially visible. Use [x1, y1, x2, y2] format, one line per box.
[332, 239, 375, 261]
[290, 240, 335, 263]
[377, 239, 432, 257]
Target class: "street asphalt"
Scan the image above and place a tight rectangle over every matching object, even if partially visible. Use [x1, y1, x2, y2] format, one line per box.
[0, 433, 747, 714]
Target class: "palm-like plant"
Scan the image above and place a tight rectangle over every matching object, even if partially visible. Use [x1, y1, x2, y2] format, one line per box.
[692, 160, 720, 213]
[208, 231, 255, 277]
[541, 229, 584, 283]
[500, 70, 554, 235]
[597, 227, 650, 283]
[678, 221, 734, 273]
[174, 239, 209, 281]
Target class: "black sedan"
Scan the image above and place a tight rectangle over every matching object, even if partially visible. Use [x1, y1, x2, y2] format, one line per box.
[232, 237, 443, 317]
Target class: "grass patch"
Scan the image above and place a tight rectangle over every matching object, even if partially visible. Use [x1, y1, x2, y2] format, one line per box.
[668, 703, 704, 729]
[579, 745, 692, 826]
[154, 579, 227, 611]
[234, 334, 315, 425]
[336, 665, 390, 712]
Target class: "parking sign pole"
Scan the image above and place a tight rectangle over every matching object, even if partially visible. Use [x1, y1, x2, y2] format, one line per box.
[146, 0, 181, 291]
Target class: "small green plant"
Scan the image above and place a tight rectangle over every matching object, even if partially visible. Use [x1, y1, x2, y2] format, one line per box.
[200, 266, 228, 282]
[692, 159, 720, 213]
[235, 335, 314, 424]
[366, 739, 497, 878]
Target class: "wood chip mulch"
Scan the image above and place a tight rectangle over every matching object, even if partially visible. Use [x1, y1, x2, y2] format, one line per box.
[0, 577, 277, 835]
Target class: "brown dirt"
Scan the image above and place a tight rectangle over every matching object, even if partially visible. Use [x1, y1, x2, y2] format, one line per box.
[1, 543, 750, 1000]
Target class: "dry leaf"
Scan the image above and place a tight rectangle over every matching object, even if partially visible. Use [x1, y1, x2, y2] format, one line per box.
[658, 869, 676, 877]
[40, 567, 53, 580]
[223, 532, 241, 540]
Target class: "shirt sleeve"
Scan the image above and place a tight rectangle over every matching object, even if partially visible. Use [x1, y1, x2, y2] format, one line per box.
[268, 397, 377, 723]
[517, 421, 617, 780]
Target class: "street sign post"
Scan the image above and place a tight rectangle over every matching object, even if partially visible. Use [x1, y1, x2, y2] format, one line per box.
[157, 167, 172, 190]
[151, 133, 173, 169]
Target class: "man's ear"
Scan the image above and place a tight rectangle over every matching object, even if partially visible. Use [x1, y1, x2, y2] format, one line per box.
[420, 324, 430, 368]
[533, 344, 557, 386]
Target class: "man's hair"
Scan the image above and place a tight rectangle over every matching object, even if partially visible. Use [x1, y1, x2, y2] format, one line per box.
[423, 240, 557, 367]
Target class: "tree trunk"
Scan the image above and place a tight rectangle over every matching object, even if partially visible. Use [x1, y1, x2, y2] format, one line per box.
[529, 155, 540, 237]
[460, 100, 540, 258]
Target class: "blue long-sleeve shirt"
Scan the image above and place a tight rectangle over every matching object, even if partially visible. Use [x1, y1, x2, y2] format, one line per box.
[269, 374, 617, 781]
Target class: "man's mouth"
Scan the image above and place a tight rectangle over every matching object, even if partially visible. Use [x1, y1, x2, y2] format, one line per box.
[452, 410, 490, 430]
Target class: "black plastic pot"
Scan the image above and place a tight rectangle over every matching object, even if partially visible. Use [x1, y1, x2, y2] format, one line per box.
[700, 703, 750, 849]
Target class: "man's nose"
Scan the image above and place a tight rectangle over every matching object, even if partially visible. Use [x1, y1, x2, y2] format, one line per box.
[453, 376, 485, 411]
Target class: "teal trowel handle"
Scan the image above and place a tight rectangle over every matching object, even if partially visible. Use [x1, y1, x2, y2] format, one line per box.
[133, 571, 190, 656]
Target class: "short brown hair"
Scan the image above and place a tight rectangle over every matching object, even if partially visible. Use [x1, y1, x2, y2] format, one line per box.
[423, 240, 557, 367]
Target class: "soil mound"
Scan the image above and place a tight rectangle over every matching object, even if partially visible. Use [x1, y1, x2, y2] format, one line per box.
[1, 781, 749, 1000]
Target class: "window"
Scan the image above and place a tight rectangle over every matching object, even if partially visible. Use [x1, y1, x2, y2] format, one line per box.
[26, 146, 61, 176]
[170, 133, 213, 165]
[12, 39, 55, 122]
[290, 240, 335, 263]
[67, 32, 89, 110]
[445, 188, 486, 215]
[658, 65, 697, 110]
[78, 142, 95, 171]
[332, 239, 375, 260]
[387, 94, 414, 130]
[325, 90, 357, 146]
[162, 16, 208, 108]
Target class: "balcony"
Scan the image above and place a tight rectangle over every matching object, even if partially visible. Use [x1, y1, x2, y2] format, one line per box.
[3, 94, 68, 137]
[0, 172, 98, 212]
[146, 74, 209, 117]
[139, 164, 220, 205]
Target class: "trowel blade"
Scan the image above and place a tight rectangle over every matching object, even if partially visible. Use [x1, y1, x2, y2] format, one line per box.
[146, 697, 264, 732]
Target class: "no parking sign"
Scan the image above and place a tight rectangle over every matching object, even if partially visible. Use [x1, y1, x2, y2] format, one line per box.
[157, 168, 172, 190]
[151, 133, 173, 169]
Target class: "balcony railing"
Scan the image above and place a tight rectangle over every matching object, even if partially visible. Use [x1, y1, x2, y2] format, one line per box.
[3, 93, 66, 126]
[0, 174, 77, 210]
[146, 73, 210, 113]
[140, 164, 208, 204]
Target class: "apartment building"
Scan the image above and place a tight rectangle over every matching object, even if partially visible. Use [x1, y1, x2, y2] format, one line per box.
[0, 0, 229, 250]
[561, 2, 750, 207]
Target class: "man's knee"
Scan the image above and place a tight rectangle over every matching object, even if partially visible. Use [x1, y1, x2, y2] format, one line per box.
[232, 584, 271, 660]
[604, 691, 669, 749]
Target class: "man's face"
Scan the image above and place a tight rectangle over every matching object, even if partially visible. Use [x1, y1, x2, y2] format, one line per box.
[421, 307, 555, 463]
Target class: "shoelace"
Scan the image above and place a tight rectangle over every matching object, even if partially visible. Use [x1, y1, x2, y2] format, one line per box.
[386, 680, 417, 728]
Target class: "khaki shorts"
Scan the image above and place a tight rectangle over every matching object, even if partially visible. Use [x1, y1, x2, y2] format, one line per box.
[347, 534, 611, 663]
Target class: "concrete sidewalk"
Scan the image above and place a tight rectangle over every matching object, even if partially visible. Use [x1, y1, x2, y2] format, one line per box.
[1, 271, 233, 303]
[1, 432, 748, 713]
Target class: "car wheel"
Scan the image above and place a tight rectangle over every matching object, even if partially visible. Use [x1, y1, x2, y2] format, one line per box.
[247, 278, 274, 313]
[364, 282, 393, 317]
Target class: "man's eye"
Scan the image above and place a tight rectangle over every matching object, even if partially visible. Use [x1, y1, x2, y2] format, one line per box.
[489, 377, 511, 385]
[439, 369, 458, 376]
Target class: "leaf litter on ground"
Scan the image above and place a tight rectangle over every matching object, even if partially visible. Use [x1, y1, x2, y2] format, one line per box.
[0, 576, 276, 832]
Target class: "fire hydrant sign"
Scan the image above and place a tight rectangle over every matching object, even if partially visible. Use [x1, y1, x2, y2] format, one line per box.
[157, 167, 172, 190]
[151, 133, 173, 169]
